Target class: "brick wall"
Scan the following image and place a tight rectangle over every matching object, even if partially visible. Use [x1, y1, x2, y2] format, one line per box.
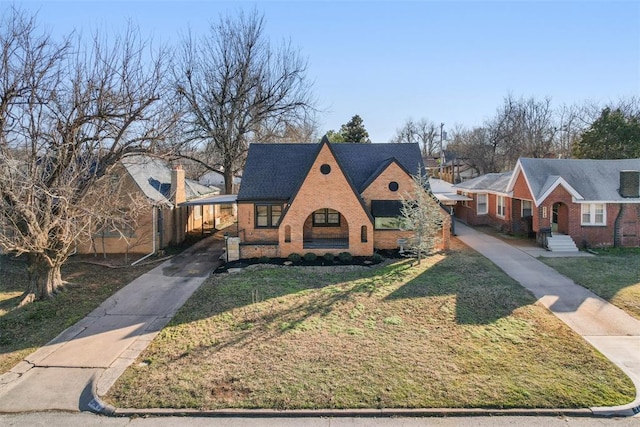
[240, 243, 280, 259]
[361, 162, 415, 209]
[237, 202, 281, 244]
[278, 143, 374, 257]
[239, 146, 451, 258]
[533, 185, 640, 248]
[455, 192, 511, 231]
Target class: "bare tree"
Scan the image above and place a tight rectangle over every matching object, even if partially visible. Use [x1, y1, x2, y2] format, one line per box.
[174, 10, 316, 194]
[0, 8, 176, 304]
[400, 170, 446, 265]
[252, 115, 319, 143]
[391, 118, 439, 156]
[447, 126, 501, 175]
[488, 94, 557, 166]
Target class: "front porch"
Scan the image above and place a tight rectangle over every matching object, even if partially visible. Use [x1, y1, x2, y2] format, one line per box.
[302, 208, 350, 249]
[303, 235, 349, 249]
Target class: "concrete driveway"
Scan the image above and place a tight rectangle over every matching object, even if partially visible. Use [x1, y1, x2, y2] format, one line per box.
[0, 233, 225, 413]
[454, 221, 640, 417]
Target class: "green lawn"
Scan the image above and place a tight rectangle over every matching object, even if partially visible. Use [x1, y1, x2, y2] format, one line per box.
[106, 243, 635, 410]
[0, 255, 160, 374]
[541, 248, 640, 320]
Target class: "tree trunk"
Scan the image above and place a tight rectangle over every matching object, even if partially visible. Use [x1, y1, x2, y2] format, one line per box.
[223, 168, 234, 195]
[20, 253, 65, 306]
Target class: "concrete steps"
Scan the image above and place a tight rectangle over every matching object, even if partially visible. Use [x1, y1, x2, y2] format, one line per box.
[546, 234, 579, 252]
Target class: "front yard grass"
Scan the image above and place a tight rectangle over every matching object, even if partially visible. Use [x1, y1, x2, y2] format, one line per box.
[106, 242, 635, 410]
[0, 255, 162, 374]
[541, 247, 640, 320]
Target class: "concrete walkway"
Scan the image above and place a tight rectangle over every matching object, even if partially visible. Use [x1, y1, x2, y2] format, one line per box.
[455, 221, 640, 417]
[0, 233, 225, 413]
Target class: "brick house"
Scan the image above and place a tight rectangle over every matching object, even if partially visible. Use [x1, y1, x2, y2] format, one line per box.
[236, 138, 451, 258]
[76, 155, 222, 255]
[454, 157, 640, 248]
[453, 172, 516, 232]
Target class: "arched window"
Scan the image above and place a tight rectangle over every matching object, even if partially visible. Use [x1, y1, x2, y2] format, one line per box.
[361, 225, 368, 242]
[284, 225, 291, 243]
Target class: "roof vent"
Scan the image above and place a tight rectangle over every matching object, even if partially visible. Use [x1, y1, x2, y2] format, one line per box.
[619, 170, 640, 198]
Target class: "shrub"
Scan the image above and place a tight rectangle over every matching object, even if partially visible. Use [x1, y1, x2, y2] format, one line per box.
[258, 256, 270, 264]
[371, 253, 384, 263]
[287, 253, 301, 263]
[338, 252, 352, 263]
[303, 252, 317, 262]
[323, 253, 335, 262]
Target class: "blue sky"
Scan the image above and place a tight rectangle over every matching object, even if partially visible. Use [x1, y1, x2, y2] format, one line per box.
[10, 0, 640, 142]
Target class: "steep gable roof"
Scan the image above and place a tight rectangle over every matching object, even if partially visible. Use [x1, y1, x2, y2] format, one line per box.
[237, 142, 425, 201]
[512, 158, 640, 203]
[122, 155, 219, 206]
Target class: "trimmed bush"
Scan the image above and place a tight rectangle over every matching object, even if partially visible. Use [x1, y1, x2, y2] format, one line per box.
[338, 252, 352, 263]
[258, 256, 270, 264]
[287, 253, 301, 263]
[371, 253, 384, 263]
[303, 252, 317, 262]
[323, 253, 335, 262]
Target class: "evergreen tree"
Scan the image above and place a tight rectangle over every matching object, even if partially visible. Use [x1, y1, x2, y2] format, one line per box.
[325, 114, 371, 143]
[340, 114, 371, 143]
[573, 108, 640, 159]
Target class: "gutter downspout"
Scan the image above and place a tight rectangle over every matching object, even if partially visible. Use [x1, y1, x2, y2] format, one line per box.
[131, 206, 157, 266]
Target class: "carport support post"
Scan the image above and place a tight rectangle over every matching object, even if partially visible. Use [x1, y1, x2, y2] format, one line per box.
[450, 206, 456, 236]
[224, 233, 228, 263]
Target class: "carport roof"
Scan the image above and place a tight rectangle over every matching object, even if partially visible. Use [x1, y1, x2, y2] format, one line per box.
[179, 194, 238, 206]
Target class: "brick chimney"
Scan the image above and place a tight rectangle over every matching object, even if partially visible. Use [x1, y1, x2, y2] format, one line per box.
[619, 170, 640, 198]
[171, 164, 186, 206]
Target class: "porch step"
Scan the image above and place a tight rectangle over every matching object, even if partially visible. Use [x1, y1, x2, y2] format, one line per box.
[546, 234, 579, 252]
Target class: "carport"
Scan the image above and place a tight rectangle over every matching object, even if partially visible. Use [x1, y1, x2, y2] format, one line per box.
[179, 194, 238, 235]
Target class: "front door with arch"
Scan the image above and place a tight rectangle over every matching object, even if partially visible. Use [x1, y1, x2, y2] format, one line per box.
[552, 202, 569, 234]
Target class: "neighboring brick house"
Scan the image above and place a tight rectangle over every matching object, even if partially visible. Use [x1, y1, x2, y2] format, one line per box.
[454, 157, 640, 248]
[453, 172, 517, 233]
[76, 155, 221, 255]
[236, 138, 451, 259]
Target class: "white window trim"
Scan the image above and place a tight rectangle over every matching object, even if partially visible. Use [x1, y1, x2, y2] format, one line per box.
[496, 195, 506, 218]
[476, 193, 488, 215]
[581, 203, 606, 226]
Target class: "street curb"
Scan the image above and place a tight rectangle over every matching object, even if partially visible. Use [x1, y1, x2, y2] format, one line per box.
[108, 407, 597, 418]
[86, 374, 115, 416]
[590, 402, 640, 418]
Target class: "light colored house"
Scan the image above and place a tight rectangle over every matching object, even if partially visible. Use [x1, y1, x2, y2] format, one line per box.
[77, 155, 222, 255]
[454, 158, 640, 249]
[199, 169, 242, 194]
[235, 138, 451, 259]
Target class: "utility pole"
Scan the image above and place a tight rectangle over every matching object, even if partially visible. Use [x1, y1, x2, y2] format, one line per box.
[439, 122, 445, 178]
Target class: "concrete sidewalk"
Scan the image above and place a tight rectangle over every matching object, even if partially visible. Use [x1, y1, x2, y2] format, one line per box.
[454, 222, 640, 417]
[0, 233, 225, 413]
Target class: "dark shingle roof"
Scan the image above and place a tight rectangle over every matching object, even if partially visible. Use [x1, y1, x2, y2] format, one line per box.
[237, 142, 424, 201]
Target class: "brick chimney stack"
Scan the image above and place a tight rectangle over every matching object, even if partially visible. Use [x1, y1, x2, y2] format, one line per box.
[171, 164, 186, 206]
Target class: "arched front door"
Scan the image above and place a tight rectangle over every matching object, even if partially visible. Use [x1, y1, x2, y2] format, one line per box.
[552, 202, 569, 234]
